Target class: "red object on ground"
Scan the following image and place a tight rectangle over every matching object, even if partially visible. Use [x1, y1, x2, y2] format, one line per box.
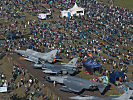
[19, 57, 24, 60]
[85, 71, 89, 74]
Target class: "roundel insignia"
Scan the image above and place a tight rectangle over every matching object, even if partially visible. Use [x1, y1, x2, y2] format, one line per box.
[93, 62, 96, 65]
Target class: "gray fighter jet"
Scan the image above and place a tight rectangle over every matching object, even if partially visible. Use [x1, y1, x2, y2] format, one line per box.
[14, 49, 58, 63]
[69, 89, 133, 100]
[38, 58, 79, 75]
[45, 75, 106, 93]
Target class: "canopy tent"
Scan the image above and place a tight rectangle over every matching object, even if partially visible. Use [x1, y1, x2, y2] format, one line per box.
[38, 13, 47, 19]
[38, 9, 51, 19]
[61, 10, 71, 17]
[83, 59, 102, 74]
[109, 71, 126, 85]
[68, 3, 84, 16]
[61, 3, 84, 17]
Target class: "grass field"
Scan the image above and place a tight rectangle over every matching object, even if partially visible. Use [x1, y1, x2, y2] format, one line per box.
[98, 0, 133, 10]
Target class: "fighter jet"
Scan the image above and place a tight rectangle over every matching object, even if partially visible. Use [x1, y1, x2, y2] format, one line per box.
[45, 75, 106, 93]
[35, 58, 79, 75]
[69, 90, 133, 100]
[14, 49, 58, 63]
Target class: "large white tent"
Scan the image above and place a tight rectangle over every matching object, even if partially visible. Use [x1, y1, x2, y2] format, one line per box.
[61, 10, 70, 18]
[61, 3, 85, 17]
[68, 3, 84, 16]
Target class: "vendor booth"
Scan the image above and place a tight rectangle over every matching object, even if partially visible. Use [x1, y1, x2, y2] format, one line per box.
[38, 9, 52, 19]
[61, 3, 84, 17]
[61, 10, 71, 17]
[83, 59, 102, 75]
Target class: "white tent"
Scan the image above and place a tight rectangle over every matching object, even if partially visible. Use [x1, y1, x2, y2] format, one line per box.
[61, 3, 84, 17]
[38, 13, 47, 19]
[68, 3, 84, 16]
[61, 10, 70, 17]
[38, 9, 52, 19]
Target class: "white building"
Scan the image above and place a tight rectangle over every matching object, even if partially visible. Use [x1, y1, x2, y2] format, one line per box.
[61, 3, 85, 17]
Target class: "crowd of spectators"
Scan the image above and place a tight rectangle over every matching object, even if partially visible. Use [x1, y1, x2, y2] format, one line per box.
[0, 0, 133, 98]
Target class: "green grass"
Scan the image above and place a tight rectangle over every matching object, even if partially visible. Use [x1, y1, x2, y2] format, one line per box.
[98, 0, 133, 10]
[0, 18, 9, 24]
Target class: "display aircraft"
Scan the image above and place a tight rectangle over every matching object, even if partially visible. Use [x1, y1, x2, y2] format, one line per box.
[45, 75, 107, 93]
[14, 49, 58, 63]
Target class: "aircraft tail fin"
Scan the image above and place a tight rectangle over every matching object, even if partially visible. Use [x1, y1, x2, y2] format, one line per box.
[48, 49, 58, 58]
[98, 84, 106, 94]
[42, 49, 58, 63]
[66, 58, 78, 67]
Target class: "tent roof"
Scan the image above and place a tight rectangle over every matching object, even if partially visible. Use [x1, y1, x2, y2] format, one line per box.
[83, 59, 102, 68]
[68, 3, 84, 12]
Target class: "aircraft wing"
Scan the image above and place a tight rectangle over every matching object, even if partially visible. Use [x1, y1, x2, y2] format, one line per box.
[24, 56, 39, 63]
[63, 80, 83, 92]
[43, 68, 61, 74]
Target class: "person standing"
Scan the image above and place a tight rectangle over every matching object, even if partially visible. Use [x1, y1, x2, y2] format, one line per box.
[53, 81, 56, 87]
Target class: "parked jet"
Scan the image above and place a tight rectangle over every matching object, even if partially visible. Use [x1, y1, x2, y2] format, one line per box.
[34, 58, 79, 74]
[69, 89, 133, 100]
[14, 49, 58, 63]
[45, 75, 106, 93]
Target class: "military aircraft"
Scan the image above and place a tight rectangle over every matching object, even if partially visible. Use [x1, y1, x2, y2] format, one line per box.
[34, 58, 79, 75]
[69, 89, 133, 100]
[45, 75, 106, 93]
[14, 49, 58, 63]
